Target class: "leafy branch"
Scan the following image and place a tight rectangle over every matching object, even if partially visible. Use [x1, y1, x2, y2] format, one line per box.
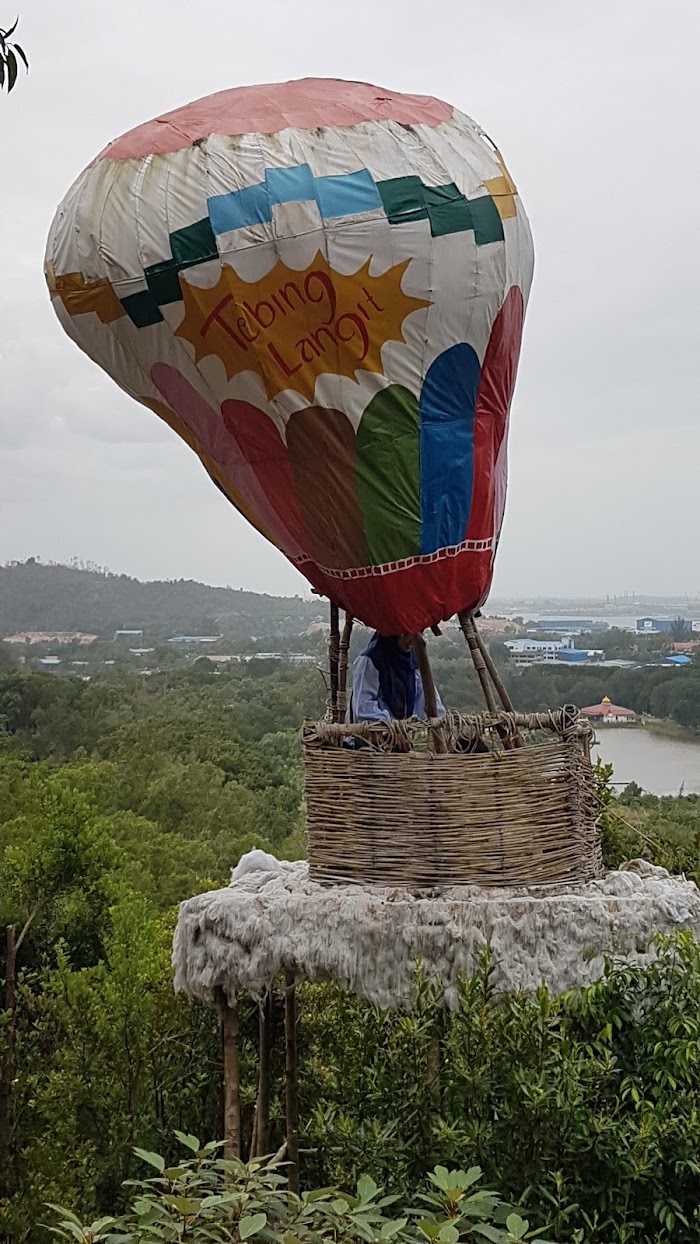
[0, 16, 28, 93]
[47, 1139, 559, 1243]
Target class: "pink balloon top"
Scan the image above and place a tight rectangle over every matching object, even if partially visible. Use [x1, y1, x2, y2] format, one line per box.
[100, 78, 454, 160]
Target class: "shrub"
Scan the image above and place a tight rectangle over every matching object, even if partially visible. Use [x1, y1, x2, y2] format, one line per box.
[48, 1139, 555, 1243]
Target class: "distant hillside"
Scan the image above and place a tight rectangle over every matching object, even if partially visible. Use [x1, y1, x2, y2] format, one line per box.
[0, 561, 323, 638]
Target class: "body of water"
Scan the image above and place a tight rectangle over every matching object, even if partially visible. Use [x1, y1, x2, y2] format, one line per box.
[593, 727, 700, 796]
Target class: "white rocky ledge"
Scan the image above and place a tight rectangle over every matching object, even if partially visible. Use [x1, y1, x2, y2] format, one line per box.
[172, 853, 700, 1009]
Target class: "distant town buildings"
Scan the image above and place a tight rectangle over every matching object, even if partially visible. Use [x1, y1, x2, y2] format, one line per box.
[168, 635, 222, 645]
[477, 615, 521, 634]
[200, 652, 317, 665]
[529, 619, 608, 635]
[636, 618, 700, 634]
[580, 697, 636, 724]
[505, 638, 604, 667]
[5, 631, 97, 645]
[505, 638, 567, 665]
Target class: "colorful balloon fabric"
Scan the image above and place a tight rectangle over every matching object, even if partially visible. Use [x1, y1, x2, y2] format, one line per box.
[46, 78, 534, 634]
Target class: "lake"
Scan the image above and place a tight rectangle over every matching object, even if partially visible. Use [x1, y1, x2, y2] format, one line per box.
[593, 727, 700, 796]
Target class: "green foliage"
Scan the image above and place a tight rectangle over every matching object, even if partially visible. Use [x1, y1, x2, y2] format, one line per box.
[297, 944, 700, 1242]
[4, 663, 700, 1239]
[49, 1143, 555, 1243]
[595, 759, 700, 881]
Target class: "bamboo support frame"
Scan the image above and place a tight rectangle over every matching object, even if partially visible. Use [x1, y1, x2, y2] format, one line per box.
[329, 604, 340, 722]
[216, 989, 241, 1161]
[458, 613, 521, 749]
[458, 613, 498, 713]
[472, 622, 516, 714]
[337, 614, 354, 721]
[412, 633, 447, 753]
[284, 971, 300, 1194]
[251, 991, 272, 1158]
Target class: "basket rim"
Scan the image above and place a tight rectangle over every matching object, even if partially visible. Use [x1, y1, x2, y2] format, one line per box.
[302, 705, 593, 752]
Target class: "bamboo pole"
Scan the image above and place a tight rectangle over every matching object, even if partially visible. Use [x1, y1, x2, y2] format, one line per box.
[329, 603, 340, 722]
[337, 614, 354, 720]
[458, 613, 520, 750]
[251, 992, 272, 1158]
[412, 633, 447, 753]
[458, 613, 498, 713]
[284, 971, 300, 1194]
[472, 616, 523, 748]
[472, 619, 516, 714]
[216, 989, 241, 1161]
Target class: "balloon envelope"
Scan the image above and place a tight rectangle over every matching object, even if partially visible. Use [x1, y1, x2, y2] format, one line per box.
[46, 78, 533, 634]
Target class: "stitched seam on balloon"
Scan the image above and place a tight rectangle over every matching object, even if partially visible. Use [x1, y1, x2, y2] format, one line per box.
[290, 537, 495, 580]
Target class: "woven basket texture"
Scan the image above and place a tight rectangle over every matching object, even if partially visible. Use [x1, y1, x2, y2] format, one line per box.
[302, 709, 601, 888]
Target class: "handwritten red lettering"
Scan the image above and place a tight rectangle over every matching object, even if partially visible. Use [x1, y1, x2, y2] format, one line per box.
[200, 294, 249, 350]
[304, 270, 337, 325]
[266, 342, 302, 378]
[335, 310, 369, 362]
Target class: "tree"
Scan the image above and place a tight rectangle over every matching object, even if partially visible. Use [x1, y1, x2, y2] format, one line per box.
[0, 777, 117, 1191]
[0, 17, 27, 92]
[670, 616, 692, 642]
[486, 639, 512, 667]
[0, 642, 17, 672]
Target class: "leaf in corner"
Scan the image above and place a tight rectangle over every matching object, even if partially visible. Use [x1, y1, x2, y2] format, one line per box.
[174, 1129, 201, 1153]
[437, 1225, 460, 1244]
[505, 1214, 529, 1240]
[472, 1226, 506, 1243]
[239, 1212, 267, 1239]
[357, 1174, 379, 1203]
[133, 1147, 166, 1172]
[6, 48, 17, 92]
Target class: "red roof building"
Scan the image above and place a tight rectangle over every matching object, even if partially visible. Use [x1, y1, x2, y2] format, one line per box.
[580, 697, 636, 723]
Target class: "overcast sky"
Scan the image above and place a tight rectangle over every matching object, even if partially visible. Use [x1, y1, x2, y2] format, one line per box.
[2, 0, 698, 600]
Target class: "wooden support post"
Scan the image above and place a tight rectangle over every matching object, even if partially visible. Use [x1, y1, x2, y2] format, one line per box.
[472, 619, 516, 714]
[458, 613, 498, 713]
[329, 603, 340, 722]
[216, 989, 241, 1161]
[251, 991, 272, 1158]
[284, 972, 300, 1194]
[337, 613, 354, 721]
[458, 613, 520, 750]
[413, 634, 447, 753]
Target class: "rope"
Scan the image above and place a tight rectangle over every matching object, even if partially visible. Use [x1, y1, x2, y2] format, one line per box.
[302, 708, 593, 753]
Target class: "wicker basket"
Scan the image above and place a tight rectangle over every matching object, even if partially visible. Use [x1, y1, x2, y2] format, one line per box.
[302, 708, 602, 889]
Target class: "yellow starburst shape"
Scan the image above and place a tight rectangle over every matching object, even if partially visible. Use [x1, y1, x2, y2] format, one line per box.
[176, 253, 429, 402]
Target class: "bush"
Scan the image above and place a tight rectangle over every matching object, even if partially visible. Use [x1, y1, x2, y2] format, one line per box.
[49, 1139, 555, 1243]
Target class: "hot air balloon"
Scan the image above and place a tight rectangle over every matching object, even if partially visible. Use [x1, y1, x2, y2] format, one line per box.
[46, 78, 533, 635]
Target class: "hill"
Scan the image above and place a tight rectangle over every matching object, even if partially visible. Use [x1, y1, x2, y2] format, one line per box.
[0, 560, 323, 639]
